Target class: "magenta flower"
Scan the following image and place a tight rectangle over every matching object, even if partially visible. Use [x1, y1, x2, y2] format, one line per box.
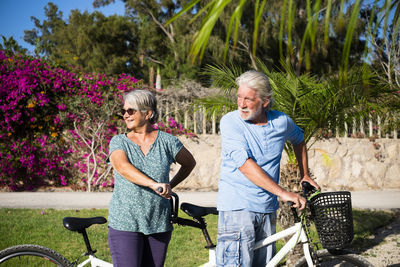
[1, 50, 193, 192]
[57, 103, 67, 111]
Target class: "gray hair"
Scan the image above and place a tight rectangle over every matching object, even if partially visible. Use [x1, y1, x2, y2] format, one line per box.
[235, 70, 274, 111]
[123, 90, 159, 124]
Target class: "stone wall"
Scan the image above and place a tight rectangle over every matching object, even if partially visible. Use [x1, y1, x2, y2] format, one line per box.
[172, 135, 222, 191]
[172, 135, 400, 191]
[306, 138, 400, 191]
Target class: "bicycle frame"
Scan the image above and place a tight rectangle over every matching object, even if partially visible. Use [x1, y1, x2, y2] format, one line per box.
[197, 184, 324, 267]
[257, 221, 313, 267]
[76, 254, 113, 267]
[199, 220, 313, 267]
[200, 248, 216, 267]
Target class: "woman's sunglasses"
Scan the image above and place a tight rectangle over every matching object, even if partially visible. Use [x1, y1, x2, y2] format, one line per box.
[121, 108, 137, 116]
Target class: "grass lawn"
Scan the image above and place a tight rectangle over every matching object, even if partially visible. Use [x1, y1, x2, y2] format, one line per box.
[0, 208, 396, 266]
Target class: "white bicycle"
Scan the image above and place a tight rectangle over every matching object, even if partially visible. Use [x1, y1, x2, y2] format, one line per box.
[0, 183, 373, 266]
[174, 182, 373, 267]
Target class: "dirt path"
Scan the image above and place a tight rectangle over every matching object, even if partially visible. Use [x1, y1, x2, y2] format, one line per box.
[361, 211, 400, 266]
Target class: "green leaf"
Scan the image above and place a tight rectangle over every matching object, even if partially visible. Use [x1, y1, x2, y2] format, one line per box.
[279, 0, 288, 60]
[190, 0, 232, 63]
[324, 0, 332, 45]
[165, 0, 202, 26]
[223, 0, 247, 61]
[252, 0, 267, 57]
[340, 0, 362, 77]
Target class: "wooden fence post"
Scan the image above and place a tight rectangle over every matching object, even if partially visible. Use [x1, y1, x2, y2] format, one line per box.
[385, 114, 389, 139]
[193, 107, 197, 134]
[159, 100, 163, 122]
[212, 111, 216, 135]
[184, 108, 188, 130]
[175, 104, 179, 123]
[377, 115, 381, 138]
[360, 118, 365, 137]
[369, 115, 373, 137]
[165, 101, 170, 124]
[335, 116, 339, 138]
[202, 108, 207, 134]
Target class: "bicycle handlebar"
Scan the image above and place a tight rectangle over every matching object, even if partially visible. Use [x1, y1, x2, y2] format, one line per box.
[169, 182, 318, 225]
[287, 181, 319, 222]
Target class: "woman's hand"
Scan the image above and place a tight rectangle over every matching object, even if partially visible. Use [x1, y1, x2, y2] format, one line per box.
[151, 183, 172, 199]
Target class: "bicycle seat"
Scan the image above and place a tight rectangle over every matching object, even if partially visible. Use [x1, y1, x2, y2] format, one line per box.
[63, 217, 107, 232]
[181, 202, 218, 219]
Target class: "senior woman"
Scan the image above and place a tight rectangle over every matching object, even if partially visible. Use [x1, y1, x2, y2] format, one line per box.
[107, 89, 196, 267]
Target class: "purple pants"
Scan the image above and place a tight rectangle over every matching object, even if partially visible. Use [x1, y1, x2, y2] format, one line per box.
[108, 227, 172, 267]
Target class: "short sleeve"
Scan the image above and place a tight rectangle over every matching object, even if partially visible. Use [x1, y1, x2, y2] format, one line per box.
[106, 135, 125, 164]
[170, 136, 183, 163]
[220, 115, 250, 168]
[286, 116, 304, 145]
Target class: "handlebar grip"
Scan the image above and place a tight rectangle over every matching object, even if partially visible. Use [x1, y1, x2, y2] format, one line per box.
[157, 187, 163, 193]
[287, 201, 300, 223]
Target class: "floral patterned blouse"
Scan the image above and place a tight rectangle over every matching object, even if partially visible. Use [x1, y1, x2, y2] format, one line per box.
[107, 130, 182, 234]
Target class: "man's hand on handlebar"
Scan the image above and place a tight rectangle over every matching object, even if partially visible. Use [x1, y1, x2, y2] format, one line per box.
[300, 175, 321, 191]
[280, 191, 307, 210]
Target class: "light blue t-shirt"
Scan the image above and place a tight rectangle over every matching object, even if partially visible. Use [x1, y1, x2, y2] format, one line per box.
[107, 130, 183, 234]
[217, 110, 304, 213]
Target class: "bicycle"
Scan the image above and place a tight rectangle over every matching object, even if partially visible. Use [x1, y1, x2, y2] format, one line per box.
[0, 183, 373, 266]
[173, 182, 373, 267]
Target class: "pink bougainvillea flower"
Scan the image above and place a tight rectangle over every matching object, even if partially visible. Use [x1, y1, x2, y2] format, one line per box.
[57, 103, 67, 111]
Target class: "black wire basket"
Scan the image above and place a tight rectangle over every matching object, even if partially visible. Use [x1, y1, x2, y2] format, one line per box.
[309, 191, 354, 250]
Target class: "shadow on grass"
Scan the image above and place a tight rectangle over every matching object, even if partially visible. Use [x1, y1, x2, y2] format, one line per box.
[351, 208, 399, 253]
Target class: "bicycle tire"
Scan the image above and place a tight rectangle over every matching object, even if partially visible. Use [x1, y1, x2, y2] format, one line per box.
[0, 244, 71, 267]
[294, 249, 373, 267]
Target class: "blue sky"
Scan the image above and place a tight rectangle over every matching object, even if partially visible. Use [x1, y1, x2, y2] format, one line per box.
[0, 0, 125, 52]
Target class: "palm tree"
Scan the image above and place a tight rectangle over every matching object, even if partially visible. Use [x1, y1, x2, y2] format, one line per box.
[198, 63, 397, 151]
[167, 0, 399, 76]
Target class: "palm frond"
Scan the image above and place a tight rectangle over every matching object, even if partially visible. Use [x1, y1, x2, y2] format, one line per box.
[279, 0, 288, 60]
[223, 0, 247, 61]
[392, 0, 400, 25]
[190, 0, 233, 63]
[324, 0, 333, 45]
[194, 95, 236, 115]
[340, 0, 362, 77]
[165, 0, 202, 26]
[253, 0, 267, 57]
[202, 64, 243, 93]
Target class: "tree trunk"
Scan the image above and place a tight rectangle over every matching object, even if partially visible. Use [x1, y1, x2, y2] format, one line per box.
[149, 66, 154, 89]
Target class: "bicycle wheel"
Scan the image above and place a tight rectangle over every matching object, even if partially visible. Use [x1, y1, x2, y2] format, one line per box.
[0, 244, 71, 267]
[294, 249, 373, 267]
